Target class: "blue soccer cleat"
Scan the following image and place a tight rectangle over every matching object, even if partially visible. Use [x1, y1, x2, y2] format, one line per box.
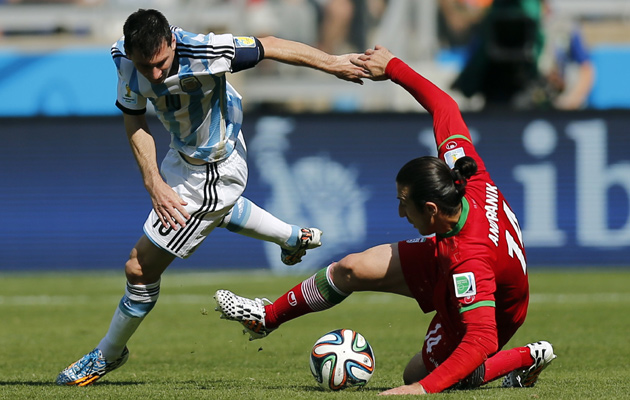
[55, 347, 129, 386]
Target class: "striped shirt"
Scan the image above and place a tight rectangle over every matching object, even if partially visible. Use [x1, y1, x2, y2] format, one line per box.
[112, 26, 249, 163]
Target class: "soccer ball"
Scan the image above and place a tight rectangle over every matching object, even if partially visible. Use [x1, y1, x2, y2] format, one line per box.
[309, 329, 375, 391]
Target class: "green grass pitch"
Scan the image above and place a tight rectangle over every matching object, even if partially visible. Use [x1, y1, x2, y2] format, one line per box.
[1, 268, 629, 399]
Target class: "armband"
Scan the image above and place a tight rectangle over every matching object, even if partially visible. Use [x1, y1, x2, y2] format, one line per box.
[232, 36, 264, 72]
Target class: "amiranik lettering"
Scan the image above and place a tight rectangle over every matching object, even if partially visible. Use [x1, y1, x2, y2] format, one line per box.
[485, 183, 500, 247]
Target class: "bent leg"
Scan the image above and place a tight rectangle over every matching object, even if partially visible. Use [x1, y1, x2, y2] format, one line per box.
[404, 352, 430, 384]
[331, 243, 412, 296]
[263, 243, 408, 329]
[98, 236, 175, 361]
[483, 346, 534, 384]
[125, 235, 175, 284]
[220, 196, 301, 249]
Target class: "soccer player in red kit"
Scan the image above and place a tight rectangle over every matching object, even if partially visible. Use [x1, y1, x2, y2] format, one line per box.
[215, 45, 556, 395]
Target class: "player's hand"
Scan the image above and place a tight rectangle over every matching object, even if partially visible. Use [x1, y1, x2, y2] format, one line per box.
[148, 179, 190, 230]
[330, 53, 365, 84]
[379, 382, 426, 395]
[352, 45, 395, 81]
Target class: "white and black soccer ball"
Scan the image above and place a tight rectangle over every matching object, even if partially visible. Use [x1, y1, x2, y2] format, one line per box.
[309, 329, 375, 391]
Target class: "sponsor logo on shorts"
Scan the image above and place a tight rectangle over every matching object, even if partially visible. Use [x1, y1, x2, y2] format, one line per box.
[453, 272, 476, 298]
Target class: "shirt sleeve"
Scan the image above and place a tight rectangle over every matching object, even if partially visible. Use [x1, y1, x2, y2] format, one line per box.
[385, 57, 487, 173]
[568, 27, 590, 64]
[420, 306, 499, 393]
[385, 57, 471, 147]
[115, 76, 147, 115]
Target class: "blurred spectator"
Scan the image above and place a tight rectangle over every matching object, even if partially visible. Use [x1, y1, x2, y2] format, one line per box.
[244, 0, 281, 37]
[451, 0, 545, 109]
[537, 0, 595, 110]
[309, 0, 387, 54]
[437, 0, 493, 49]
[1, 0, 100, 3]
[243, 0, 317, 44]
[313, 0, 354, 53]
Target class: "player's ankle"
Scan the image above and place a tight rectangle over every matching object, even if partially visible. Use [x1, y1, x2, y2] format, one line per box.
[263, 304, 280, 329]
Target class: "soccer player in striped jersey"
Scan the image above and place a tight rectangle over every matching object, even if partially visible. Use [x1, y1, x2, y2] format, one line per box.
[215, 45, 556, 394]
[55, 8, 365, 386]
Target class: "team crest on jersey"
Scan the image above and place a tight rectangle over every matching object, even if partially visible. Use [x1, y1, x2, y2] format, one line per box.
[234, 36, 256, 48]
[453, 272, 476, 298]
[180, 76, 202, 93]
[444, 147, 466, 168]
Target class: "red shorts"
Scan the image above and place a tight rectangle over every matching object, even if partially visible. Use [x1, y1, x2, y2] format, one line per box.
[398, 237, 438, 315]
[398, 237, 456, 371]
[421, 314, 459, 372]
[397, 237, 527, 370]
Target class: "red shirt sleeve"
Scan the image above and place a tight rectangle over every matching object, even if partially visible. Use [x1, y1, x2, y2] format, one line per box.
[385, 57, 488, 179]
[385, 57, 471, 147]
[419, 306, 499, 393]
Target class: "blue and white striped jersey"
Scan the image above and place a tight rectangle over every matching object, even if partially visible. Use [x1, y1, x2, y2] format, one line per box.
[112, 27, 257, 163]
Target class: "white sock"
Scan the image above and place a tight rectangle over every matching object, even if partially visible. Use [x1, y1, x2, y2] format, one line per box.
[221, 197, 298, 248]
[98, 306, 144, 361]
[98, 280, 160, 361]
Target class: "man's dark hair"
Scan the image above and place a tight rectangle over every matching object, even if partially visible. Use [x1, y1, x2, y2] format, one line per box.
[396, 156, 477, 216]
[123, 9, 172, 59]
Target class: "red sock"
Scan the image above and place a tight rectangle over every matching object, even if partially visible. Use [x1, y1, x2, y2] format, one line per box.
[264, 266, 347, 329]
[264, 281, 313, 329]
[483, 347, 533, 383]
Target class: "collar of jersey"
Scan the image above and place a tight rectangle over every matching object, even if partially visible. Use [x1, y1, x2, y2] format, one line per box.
[438, 197, 469, 238]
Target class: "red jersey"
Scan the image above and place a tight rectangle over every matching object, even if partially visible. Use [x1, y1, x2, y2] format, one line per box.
[388, 58, 529, 392]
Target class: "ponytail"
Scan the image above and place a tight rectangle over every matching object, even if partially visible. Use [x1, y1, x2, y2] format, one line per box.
[451, 156, 477, 197]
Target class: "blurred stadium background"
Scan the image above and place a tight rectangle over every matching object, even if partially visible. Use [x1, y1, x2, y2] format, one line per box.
[1, 0, 628, 272]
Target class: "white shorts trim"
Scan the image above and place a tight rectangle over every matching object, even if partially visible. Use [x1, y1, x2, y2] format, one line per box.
[143, 134, 248, 258]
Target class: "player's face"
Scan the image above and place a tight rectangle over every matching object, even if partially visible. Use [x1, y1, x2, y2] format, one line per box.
[396, 184, 434, 236]
[130, 34, 177, 84]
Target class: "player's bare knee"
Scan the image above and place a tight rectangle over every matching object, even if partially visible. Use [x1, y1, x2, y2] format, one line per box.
[125, 255, 144, 284]
[124, 247, 154, 284]
[403, 352, 428, 384]
[330, 254, 365, 291]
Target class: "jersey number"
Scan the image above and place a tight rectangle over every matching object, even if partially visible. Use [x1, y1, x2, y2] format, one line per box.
[503, 201, 527, 274]
[165, 95, 181, 111]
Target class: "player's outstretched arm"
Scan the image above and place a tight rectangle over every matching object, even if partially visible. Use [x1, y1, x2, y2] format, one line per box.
[354, 45, 461, 117]
[257, 36, 364, 84]
[354, 45, 471, 145]
[353, 45, 394, 81]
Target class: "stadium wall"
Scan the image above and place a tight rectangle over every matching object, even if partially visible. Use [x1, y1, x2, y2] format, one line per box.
[1, 46, 630, 115]
[1, 111, 629, 272]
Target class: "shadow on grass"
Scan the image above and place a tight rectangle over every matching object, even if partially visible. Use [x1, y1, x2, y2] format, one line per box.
[179, 380, 393, 393]
[0, 381, 143, 386]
